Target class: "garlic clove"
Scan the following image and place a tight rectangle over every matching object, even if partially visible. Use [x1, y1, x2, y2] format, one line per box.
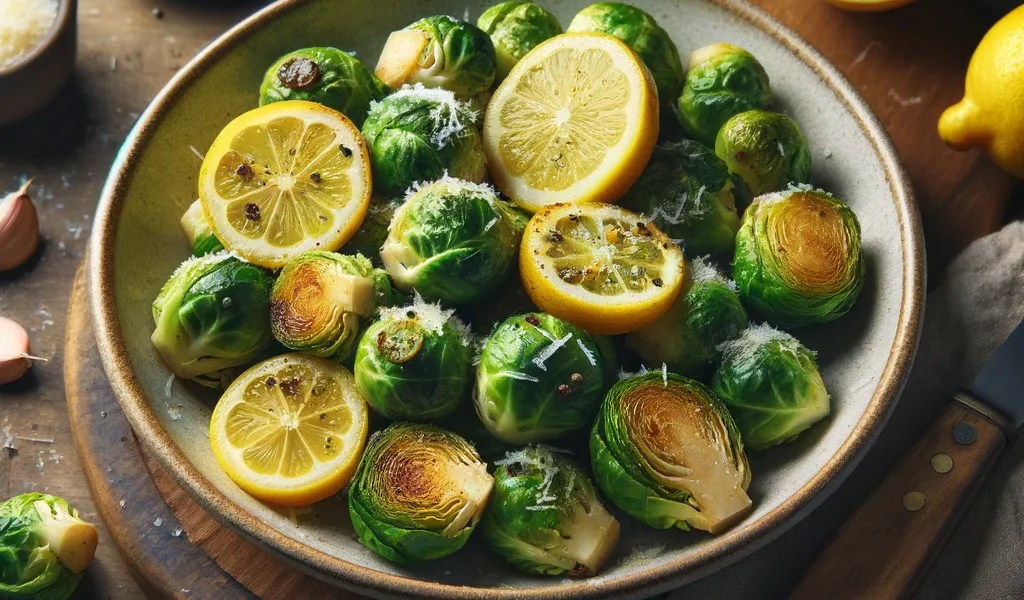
[0, 317, 44, 385]
[0, 180, 41, 272]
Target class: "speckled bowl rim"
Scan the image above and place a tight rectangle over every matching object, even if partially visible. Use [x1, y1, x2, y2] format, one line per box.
[0, 0, 74, 77]
[88, 0, 925, 597]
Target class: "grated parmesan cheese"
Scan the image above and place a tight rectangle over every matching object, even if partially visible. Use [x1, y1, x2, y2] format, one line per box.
[576, 338, 597, 366]
[717, 323, 806, 366]
[532, 332, 572, 371]
[0, 0, 58, 69]
[368, 83, 478, 149]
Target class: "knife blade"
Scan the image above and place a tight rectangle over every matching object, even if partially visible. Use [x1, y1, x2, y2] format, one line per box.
[967, 321, 1024, 428]
[790, 319, 1024, 600]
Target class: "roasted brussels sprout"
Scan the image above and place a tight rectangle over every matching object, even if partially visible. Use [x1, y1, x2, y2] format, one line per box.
[0, 493, 99, 599]
[348, 422, 494, 564]
[259, 47, 390, 127]
[339, 200, 399, 266]
[180, 199, 224, 256]
[713, 324, 829, 450]
[715, 109, 812, 196]
[618, 140, 745, 255]
[734, 187, 864, 328]
[361, 84, 488, 197]
[270, 251, 393, 362]
[567, 3, 684, 109]
[376, 16, 497, 99]
[475, 312, 611, 444]
[481, 446, 620, 576]
[477, 2, 563, 82]
[381, 177, 526, 304]
[591, 372, 751, 533]
[626, 257, 747, 379]
[677, 43, 771, 147]
[354, 296, 475, 420]
[152, 253, 274, 387]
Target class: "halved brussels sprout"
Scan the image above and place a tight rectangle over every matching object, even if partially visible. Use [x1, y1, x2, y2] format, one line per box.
[626, 256, 747, 379]
[348, 422, 494, 564]
[482, 446, 620, 576]
[339, 200, 399, 266]
[715, 109, 812, 196]
[590, 371, 751, 533]
[381, 177, 526, 304]
[734, 187, 864, 328]
[0, 493, 99, 599]
[270, 251, 393, 362]
[259, 47, 390, 127]
[180, 199, 224, 257]
[152, 253, 274, 387]
[475, 312, 612, 444]
[713, 324, 829, 450]
[477, 2, 563, 82]
[618, 140, 745, 255]
[567, 3, 684, 110]
[361, 84, 488, 197]
[677, 43, 771, 147]
[376, 16, 496, 99]
[354, 296, 476, 420]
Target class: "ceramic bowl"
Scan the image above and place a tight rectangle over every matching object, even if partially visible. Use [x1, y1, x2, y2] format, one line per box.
[89, 0, 925, 597]
[0, 0, 77, 126]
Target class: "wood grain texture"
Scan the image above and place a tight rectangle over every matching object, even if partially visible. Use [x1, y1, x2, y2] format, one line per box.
[0, 0, 1013, 598]
[789, 400, 1008, 600]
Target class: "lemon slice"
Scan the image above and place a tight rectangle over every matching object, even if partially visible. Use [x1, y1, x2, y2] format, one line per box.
[210, 353, 369, 507]
[483, 32, 659, 213]
[520, 203, 685, 335]
[199, 101, 372, 268]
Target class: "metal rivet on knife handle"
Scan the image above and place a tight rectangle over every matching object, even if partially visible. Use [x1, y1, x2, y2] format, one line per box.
[953, 423, 977, 445]
[903, 491, 927, 512]
[930, 452, 953, 474]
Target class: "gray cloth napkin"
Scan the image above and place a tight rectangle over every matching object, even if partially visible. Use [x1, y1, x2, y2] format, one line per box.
[668, 219, 1024, 600]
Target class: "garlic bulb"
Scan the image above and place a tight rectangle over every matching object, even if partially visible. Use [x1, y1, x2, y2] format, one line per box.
[0, 180, 40, 272]
[0, 317, 42, 384]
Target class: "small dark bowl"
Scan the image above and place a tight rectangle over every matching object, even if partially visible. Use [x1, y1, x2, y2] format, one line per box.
[0, 0, 77, 126]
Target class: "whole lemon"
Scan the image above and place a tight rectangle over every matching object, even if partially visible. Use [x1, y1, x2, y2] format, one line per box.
[939, 6, 1024, 178]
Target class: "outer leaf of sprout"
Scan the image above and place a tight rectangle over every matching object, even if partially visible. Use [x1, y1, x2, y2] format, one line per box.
[477, 2, 562, 82]
[715, 109, 812, 196]
[179, 199, 224, 257]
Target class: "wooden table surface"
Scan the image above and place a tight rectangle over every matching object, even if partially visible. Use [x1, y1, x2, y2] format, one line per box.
[0, 0, 1018, 598]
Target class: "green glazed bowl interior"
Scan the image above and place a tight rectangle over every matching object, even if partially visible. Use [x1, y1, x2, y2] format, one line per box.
[90, 0, 924, 598]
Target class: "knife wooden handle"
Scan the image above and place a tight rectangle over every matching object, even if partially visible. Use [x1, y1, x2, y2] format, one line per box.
[789, 394, 1009, 600]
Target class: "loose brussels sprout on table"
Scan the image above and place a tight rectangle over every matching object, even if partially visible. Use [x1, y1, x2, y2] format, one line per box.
[677, 43, 771, 147]
[626, 256, 747, 379]
[348, 422, 494, 564]
[180, 199, 224, 256]
[475, 312, 612, 444]
[481, 446, 620, 576]
[0, 493, 99, 600]
[713, 324, 830, 450]
[567, 3, 684, 110]
[152, 252, 274, 387]
[591, 372, 752, 534]
[270, 251, 393, 362]
[618, 140, 745, 256]
[375, 15, 496, 99]
[259, 47, 390, 127]
[361, 84, 488, 197]
[354, 296, 476, 421]
[734, 187, 864, 328]
[715, 109, 812, 196]
[381, 177, 526, 304]
[477, 2, 563, 83]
